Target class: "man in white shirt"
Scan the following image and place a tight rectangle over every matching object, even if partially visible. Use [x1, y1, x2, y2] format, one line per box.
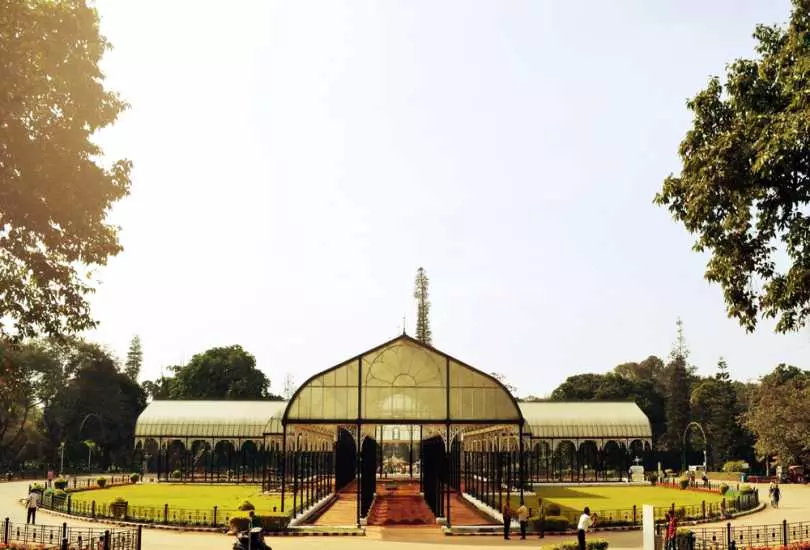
[577, 507, 596, 550]
[26, 489, 40, 524]
[517, 502, 529, 540]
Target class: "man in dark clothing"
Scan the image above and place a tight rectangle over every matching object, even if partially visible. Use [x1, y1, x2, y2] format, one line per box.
[502, 504, 512, 540]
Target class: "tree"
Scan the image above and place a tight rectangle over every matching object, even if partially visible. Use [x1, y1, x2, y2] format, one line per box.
[690, 358, 744, 468]
[168, 345, 275, 400]
[0, 339, 63, 466]
[413, 267, 432, 345]
[124, 336, 143, 381]
[43, 342, 146, 469]
[0, 1, 133, 340]
[743, 364, 810, 465]
[663, 355, 691, 451]
[550, 373, 605, 401]
[142, 375, 175, 401]
[655, 1, 810, 333]
[613, 356, 666, 385]
[662, 320, 692, 452]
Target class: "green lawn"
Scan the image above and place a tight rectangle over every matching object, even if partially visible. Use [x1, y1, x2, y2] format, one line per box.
[508, 485, 725, 521]
[70, 484, 292, 519]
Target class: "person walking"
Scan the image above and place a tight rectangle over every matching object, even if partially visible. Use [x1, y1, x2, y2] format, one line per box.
[665, 510, 678, 550]
[517, 501, 529, 540]
[772, 484, 781, 508]
[577, 507, 596, 550]
[502, 503, 512, 540]
[25, 488, 40, 525]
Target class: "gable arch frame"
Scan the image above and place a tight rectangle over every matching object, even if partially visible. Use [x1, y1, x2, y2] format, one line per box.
[282, 334, 524, 426]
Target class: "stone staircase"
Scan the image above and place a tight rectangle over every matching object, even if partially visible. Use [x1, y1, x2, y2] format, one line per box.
[367, 494, 436, 526]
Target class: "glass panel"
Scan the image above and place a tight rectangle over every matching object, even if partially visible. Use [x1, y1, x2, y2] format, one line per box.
[361, 339, 447, 420]
[448, 360, 521, 421]
[285, 360, 359, 421]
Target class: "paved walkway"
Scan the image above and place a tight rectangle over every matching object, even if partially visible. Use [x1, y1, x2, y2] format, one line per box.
[3, 479, 808, 549]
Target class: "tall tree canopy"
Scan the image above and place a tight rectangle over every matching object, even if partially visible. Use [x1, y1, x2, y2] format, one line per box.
[655, 0, 810, 333]
[160, 345, 279, 400]
[690, 359, 753, 468]
[124, 336, 143, 382]
[743, 364, 810, 465]
[0, 0, 132, 339]
[413, 267, 432, 345]
[44, 343, 146, 469]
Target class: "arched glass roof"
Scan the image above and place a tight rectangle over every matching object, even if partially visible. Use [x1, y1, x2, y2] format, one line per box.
[283, 335, 523, 424]
[519, 401, 652, 440]
[134, 400, 287, 442]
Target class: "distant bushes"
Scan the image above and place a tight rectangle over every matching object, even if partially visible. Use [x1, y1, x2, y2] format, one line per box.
[721, 460, 748, 473]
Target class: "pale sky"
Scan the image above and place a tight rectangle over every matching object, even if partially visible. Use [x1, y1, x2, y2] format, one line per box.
[86, 0, 807, 397]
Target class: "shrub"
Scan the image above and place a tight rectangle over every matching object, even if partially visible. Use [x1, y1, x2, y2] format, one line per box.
[544, 502, 562, 516]
[112, 496, 127, 505]
[170, 470, 181, 480]
[229, 515, 291, 533]
[129, 473, 140, 483]
[54, 478, 68, 490]
[739, 484, 755, 494]
[96, 477, 107, 488]
[721, 460, 748, 473]
[648, 473, 658, 485]
[679, 477, 689, 490]
[238, 500, 255, 511]
[542, 515, 570, 532]
[720, 483, 729, 495]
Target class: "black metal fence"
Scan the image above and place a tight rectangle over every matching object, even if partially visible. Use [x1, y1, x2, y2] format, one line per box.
[545, 490, 759, 528]
[2, 517, 141, 550]
[39, 492, 292, 530]
[660, 520, 810, 549]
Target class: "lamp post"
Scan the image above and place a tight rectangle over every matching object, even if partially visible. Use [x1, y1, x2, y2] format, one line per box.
[59, 442, 65, 476]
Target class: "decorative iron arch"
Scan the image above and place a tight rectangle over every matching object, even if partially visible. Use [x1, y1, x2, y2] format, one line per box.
[682, 421, 708, 471]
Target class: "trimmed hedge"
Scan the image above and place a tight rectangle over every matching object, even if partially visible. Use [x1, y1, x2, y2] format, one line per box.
[54, 478, 68, 490]
[129, 473, 140, 483]
[540, 515, 570, 532]
[96, 477, 107, 488]
[679, 478, 690, 490]
[719, 483, 729, 495]
[545, 502, 562, 516]
[551, 539, 609, 550]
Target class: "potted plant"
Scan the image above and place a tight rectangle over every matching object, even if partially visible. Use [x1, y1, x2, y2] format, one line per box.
[110, 496, 128, 519]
